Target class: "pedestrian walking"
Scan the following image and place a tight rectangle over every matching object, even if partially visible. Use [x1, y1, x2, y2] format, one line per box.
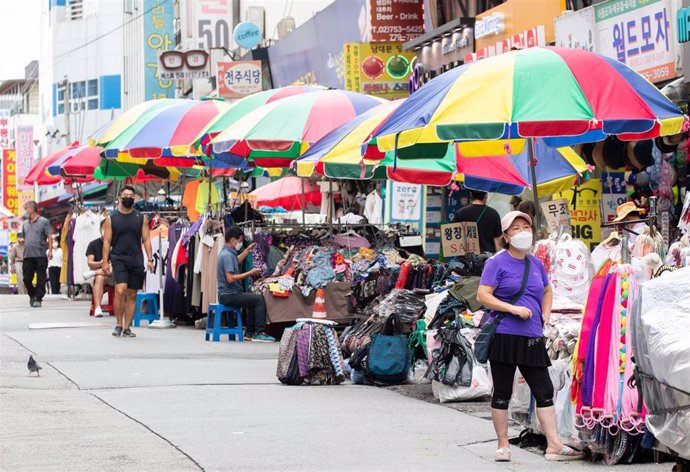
[21, 201, 52, 308]
[102, 186, 154, 337]
[477, 211, 583, 463]
[48, 236, 62, 295]
[9, 233, 26, 295]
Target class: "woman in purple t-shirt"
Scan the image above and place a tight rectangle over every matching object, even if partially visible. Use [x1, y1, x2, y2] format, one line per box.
[477, 211, 583, 463]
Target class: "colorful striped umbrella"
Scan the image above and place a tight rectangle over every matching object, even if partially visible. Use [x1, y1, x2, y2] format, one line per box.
[102, 99, 231, 162]
[373, 47, 686, 152]
[210, 90, 386, 168]
[383, 140, 590, 195]
[295, 100, 402, 179]
[94, 158, 190, 181]
[193, 85, 325, 151]
[94, 99, 186, 148]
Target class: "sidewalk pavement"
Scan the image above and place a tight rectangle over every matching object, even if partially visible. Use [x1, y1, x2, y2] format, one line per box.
[0, 295, 669, 472]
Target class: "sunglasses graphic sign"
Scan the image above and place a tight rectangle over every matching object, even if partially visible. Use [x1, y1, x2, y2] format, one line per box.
[159, 50, 210, 80]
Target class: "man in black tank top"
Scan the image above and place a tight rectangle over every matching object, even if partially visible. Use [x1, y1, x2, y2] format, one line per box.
[102, 185, 154, 337]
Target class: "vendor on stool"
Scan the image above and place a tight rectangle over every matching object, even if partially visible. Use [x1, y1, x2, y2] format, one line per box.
[217, 227, 276, 343]
[83, 219, 115, 317]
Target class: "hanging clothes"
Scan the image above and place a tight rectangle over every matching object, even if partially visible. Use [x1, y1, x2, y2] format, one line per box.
[59, 216, 71, 285]
[164, 223, 187, 318]
[364, 190, 383, 225]
[145, 226, 169, 294]
[200, 235, 222, 314]
[72, 211, 103, 284]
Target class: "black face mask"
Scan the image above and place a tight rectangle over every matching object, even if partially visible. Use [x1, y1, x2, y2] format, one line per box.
[121, 197, 135, 208]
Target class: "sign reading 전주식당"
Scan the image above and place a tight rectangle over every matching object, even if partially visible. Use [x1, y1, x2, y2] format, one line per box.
[370, 0, 425, 43]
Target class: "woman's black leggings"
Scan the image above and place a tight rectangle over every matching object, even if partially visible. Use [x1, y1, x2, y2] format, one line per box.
[490, 360, 554, 410]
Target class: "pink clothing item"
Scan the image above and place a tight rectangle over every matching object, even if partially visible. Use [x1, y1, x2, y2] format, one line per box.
[332, 234, 370, 249]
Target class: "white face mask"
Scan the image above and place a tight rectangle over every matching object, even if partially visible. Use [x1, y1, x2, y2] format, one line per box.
[52, 243, 58, 249]
[235, 242, 243, 251]
[509, 231, 533, 251]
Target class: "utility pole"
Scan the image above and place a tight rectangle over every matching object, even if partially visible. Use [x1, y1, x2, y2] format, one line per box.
[63, 76, 71, 146]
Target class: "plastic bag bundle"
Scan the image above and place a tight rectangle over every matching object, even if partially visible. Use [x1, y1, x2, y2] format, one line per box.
[632, 266, 690, 459]
[377, 288, 426, 324]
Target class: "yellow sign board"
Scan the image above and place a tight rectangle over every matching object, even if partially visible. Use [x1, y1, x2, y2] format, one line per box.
[344, 42, 414, 99]
[554, 179, 602, 251]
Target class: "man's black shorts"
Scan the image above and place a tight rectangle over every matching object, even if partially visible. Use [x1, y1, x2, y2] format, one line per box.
[112, 260, 145, 290]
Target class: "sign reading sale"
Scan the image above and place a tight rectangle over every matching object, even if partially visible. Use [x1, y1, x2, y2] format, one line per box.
[441, 222, 480, 257]
[217, 61, 262, 99]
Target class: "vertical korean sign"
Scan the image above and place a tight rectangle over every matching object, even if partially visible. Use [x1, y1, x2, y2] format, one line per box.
[595, 0, 676, 83]
[15, 126, 34, 209]
[2, 150, 18, 216]
[144, 0, 174, 99]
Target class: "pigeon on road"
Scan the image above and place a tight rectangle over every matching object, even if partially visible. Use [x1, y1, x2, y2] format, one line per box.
[28, 355, 42, 376]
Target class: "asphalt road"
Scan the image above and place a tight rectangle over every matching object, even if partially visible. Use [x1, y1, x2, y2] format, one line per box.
[0, 295, 671, 472]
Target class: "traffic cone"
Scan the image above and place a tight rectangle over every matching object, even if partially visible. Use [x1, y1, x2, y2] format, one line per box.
[312, 288, 327, 319]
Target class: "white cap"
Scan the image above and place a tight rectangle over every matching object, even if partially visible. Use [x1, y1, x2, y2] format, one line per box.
[501, 210, 533, 232]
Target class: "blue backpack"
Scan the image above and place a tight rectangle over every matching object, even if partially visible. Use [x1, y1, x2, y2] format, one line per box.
[365, 314, 410, 385]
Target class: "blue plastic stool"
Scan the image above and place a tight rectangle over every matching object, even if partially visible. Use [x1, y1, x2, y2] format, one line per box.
[133, 293, 159, 327]
[205, 304, 244, 342]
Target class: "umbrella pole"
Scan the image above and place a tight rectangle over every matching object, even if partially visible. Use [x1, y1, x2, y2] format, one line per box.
[301, 178, 306, 227]
[528, 138, 541, 227]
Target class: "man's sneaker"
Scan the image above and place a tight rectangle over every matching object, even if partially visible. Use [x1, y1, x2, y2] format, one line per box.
[112, 326, 123, 337]
[122, 328, 136, 338]
[250, 332, 276, 343]
[32, 300, 42, 308]
[93, 306, 104, 318]
[83, 270, 96, 280]
[29, 296, 35, 307]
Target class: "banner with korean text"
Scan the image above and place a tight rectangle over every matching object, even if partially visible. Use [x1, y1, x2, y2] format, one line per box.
[2, 150, 18, 216]
[144, 0, 175, 99]
[15, 126, 34, 209]
[595, 0, 677, 83]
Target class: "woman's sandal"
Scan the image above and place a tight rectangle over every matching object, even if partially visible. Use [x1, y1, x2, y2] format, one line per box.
[494, 448, 512, 462]
[545, 446, 585, 462]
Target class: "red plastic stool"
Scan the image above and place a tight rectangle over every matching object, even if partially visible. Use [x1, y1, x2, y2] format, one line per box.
[90, 285, 115, 316]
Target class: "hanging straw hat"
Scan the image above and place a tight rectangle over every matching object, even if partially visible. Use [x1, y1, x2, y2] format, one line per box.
[613, 201, 645, 223]
[626, 140, 654, 171]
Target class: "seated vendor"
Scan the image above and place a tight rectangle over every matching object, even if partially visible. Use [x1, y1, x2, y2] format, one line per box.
[83, 220, 116, 317]
[218, 227, 276, 343]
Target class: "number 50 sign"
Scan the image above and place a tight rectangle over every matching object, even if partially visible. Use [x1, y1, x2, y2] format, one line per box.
[441, 222, 480, 257]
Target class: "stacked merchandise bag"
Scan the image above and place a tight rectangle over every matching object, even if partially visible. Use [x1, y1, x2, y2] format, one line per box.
[277, 320, 346, 385]
[426, 319, 491, 403]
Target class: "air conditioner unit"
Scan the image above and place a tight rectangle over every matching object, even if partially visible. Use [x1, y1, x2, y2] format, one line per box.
[246, 6, 265, 39]
[277, 17, 296, 40]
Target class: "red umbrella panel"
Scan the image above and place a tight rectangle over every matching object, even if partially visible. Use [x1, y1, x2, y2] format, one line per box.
[249, 176, 321, 211]
[25, 146, 74, 185]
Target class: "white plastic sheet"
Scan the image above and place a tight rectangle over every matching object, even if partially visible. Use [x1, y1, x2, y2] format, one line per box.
[631, 266, 690, 459]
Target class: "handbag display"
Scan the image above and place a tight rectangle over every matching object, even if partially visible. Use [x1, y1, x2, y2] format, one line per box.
[365, 314, 411, 385]
[474, 256, 531, 364]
